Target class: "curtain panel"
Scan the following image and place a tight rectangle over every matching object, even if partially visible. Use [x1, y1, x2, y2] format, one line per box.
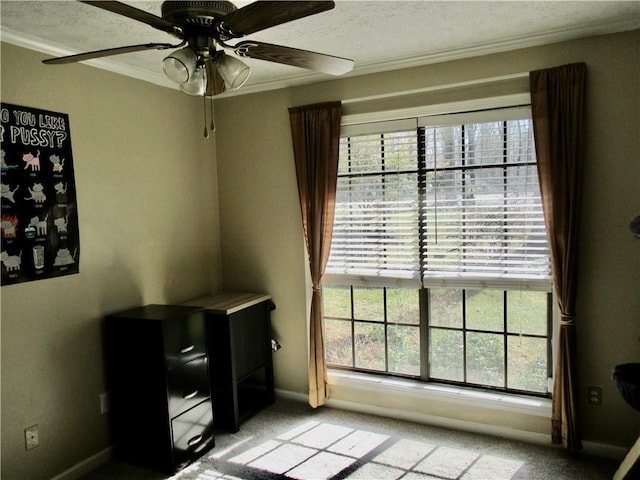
[530, 63, 587, 450]
[289, 101, 342, 408]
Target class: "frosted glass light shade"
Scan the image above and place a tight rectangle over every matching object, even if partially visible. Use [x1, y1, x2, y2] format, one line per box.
[163, 47, 197, 84]
[180, 67, 206, 96]
[214, 53, 250, 90]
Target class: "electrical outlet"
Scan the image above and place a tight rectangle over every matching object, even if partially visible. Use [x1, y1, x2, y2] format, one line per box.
[587, 385, 602, 406]
[99, 392, 110, 414]
[25, 425, 39, 450]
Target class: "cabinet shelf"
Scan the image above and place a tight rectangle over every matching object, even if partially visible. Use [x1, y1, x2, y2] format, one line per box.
[184, 293, 276, 433]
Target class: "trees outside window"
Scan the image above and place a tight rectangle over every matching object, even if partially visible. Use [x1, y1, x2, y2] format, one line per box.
[324, 108, 552, 396]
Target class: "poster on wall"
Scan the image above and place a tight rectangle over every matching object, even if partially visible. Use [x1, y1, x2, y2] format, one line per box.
[1, 103, 80, 285]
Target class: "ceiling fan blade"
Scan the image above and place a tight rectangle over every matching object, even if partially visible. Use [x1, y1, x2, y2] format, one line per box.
[42, 43, 179, 65]
[217, 1, 335, 39]
[79, 1, 182, 37]
[234, 41, 354, 76]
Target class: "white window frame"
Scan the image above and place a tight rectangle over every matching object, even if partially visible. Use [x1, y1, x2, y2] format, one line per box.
[325, 93, 557, 399]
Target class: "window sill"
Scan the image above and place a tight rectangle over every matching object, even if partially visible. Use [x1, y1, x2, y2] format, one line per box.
[327, 370, 551, 418]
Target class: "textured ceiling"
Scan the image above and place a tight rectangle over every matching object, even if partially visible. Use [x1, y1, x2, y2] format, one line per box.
[1, 1, 639, 96]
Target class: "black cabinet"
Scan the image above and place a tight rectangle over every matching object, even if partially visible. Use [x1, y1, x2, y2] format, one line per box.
[105, 305, 215, 474]
[184, 293, 276, 433]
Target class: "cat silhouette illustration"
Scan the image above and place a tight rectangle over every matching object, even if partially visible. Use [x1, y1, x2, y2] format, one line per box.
[24, 183, 46, 203]
[22, 150, 41, 171]
[49, 154, 65, 172]
[1, 251, 22, 272]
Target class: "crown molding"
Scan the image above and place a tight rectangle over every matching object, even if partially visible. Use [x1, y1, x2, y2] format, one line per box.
[216, 16, 640, 97]
[348, 16, 640, 79]
[0, 27, 177, 90]
[2, 16, 639, 97]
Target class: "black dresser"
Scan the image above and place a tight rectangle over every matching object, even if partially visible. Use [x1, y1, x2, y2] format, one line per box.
[104, 304, 215, 474]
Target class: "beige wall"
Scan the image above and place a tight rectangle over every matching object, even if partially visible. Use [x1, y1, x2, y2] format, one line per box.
[215, 30, 640, 448]
[1, 44, 221, 480]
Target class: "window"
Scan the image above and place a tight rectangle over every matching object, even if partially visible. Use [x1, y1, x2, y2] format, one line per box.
[324, 106, 552, 396]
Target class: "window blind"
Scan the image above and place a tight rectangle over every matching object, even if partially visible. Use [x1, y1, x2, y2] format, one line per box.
[328, 129, 421, 284]
[421, 119, 549, 281]
[327, 108, 550, 288]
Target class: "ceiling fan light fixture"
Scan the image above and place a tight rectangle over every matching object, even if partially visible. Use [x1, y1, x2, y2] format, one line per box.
[214, 52, 251, 90]
[179, 66, 207, 96]
[42, 0, 355, 102]
[163, 46, 197, 83]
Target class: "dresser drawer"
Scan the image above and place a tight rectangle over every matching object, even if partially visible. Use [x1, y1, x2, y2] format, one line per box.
[163, 311, 207, 367]
[167, 356, 211, 417]
[172, 401, 215, 470]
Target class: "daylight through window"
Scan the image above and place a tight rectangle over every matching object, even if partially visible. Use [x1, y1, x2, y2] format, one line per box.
[323, 106, 553, 396]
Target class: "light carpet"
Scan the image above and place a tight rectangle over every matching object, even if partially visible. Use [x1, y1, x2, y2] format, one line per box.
[81, 398, 618, 480]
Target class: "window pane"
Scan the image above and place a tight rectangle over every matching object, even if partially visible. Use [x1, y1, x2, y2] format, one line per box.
[354, 322, 385, 370]
[324, 285, 351, 319]
[429, 328, 463, 381]
[465, 166, 503, 196]
[507, 291, 548, 335]
[507, 336, 547, 392]
[387, 288, 419, 325]
[353, 286, 384, 322]
[325, 319, 352, 367]
[333, 131, 420, 281]
[505, 163, 549, 277]
[420, 120, 549, 280]
[339, 135, 383, 175]
[339, 131, 418, 175]
[505, 119, 534, 164]
[429, 289, 462, 328]
[330, 171, 420, 279]
[424, 125, 462, 169]
[381, 131, 419, 171]
[466, 289, 503, 332]
[464, 122, 504, 167]
[466, 332, 504, 387]
[388, 325, 420, 376]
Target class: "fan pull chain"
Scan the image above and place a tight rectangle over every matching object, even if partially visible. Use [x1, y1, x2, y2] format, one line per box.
[203, 95, 209, 138]
[202, 96, 216, 138]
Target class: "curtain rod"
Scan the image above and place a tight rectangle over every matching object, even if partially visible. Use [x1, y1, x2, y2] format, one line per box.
[342, 72, 530, 106]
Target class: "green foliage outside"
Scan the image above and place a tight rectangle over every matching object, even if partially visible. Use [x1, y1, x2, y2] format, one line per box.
[323, 285, 549, 393]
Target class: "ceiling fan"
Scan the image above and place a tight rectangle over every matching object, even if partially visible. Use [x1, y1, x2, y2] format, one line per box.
[43, 1, 355, 98]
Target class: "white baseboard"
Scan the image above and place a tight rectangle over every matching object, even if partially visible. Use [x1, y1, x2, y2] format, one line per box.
[50, 447, 113, 480]
[274, 388, 628, 461]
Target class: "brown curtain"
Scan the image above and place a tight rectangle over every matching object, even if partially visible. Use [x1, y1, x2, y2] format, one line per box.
[530, 63, 586, 450]
[289, 101, 342, 408]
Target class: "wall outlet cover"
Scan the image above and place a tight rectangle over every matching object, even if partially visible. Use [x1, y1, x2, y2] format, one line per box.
[25, 425, 39, 450]
[587, 385, 602, 406]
